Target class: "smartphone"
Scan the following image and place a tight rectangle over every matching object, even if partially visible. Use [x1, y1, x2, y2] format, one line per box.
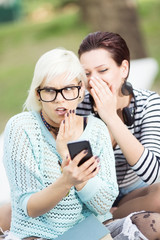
[67, 140, 93, 166]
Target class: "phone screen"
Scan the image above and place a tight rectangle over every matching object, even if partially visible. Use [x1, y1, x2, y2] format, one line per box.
[67, 140, 93, 166]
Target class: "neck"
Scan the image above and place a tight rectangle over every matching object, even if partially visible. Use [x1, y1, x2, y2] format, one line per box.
[117, 94, 131, 111]
[40, 111, 59, 135]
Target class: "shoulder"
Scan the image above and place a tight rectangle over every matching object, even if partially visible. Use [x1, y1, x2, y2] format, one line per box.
[87, 115, 109, 132]
[88, 114, 103, 124]
[134, 88, 160, 107]
[6, 111, 36, 127]
[134, 88, 160, 101]
[5, 111, 40, 135]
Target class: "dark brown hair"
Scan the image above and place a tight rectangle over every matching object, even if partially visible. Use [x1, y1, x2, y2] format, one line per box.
[78, 31, 130, 69]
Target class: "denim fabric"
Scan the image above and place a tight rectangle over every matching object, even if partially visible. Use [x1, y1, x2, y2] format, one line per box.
[113, 178, 148, 207]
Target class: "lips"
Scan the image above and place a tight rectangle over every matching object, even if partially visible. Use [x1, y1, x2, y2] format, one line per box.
[56, 107, 67, 116]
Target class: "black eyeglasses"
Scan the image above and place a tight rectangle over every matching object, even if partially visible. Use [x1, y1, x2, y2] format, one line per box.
[37, 86, 81, 102]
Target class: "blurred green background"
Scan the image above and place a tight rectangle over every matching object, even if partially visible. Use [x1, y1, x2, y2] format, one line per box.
[0, 0, 160, 133]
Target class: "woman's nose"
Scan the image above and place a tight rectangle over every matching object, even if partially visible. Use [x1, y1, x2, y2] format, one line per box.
[87, 72, 97, 81]
[55, 92, 65, 102]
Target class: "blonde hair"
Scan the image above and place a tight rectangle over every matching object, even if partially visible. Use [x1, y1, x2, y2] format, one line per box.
[23, 48, 87, 111]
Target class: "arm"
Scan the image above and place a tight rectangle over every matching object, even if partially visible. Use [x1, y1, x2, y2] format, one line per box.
[90, 77, 160, 184]
[131, 93, 160, 184]
[27, 152, 99, 218]
[76, 118, 119, 216]
[56, 111, 118, 216]
[56, 111, 99, 190]
[89, 76, 144, 166]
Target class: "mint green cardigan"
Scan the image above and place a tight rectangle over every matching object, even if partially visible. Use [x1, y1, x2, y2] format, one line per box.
[3, 111, 118, 239]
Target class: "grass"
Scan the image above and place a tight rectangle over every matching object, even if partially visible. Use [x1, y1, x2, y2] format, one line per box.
[0, 0, 160, 133]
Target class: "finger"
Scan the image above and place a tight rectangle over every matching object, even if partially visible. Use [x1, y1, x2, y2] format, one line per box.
[65, 110, 75, 133]
[90, 76, 107, 90]
[94, 76, 110, 90]
[78, 155, 99, 172]
[90, 80, 107, 102]
[63, 111, 70, 135]
[71, 149, 89, 166]
[68, 109, 76, 129]
[91, 77, 112, 96]
[110, 83, 117, 95]
[62, 154, 70, 169]
[90, 83, 102, 104]
[90, 88, 101, 105]
[58, 118, 65, 136]
[79, 156, 99, 176]
[83, 166, 100, 182]
[84, 158, 99, 175]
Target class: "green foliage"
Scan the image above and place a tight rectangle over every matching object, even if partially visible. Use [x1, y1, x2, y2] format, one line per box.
[0, 10, 90, 132]
[137, 0, 160, 85]
[53, 0, 78, 9]
[0, 0, 160, 133]
[34, 13, 83, 40]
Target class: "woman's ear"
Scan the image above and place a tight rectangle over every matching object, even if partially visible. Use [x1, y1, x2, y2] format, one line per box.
[35, 88, 41, 101]
[121, 60, 129, 79]
[78, 81, 85, 103]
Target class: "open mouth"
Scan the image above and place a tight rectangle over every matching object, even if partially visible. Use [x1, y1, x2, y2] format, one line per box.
[56, 107, 67, 116]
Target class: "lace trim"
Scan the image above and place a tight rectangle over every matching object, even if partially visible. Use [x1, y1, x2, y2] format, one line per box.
[121, 211, 148, 240]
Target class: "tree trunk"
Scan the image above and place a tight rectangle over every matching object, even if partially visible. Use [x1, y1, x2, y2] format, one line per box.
[78, 0, 147, 59]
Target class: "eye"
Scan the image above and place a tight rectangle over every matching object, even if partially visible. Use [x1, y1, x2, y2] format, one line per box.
[44, 88, 56, 93]
[85, 72, 90, 77]
[64, 87, 73, 91]
[99, 69, 108, 73]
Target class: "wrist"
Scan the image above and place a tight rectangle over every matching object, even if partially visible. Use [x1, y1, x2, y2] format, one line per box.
[59, 175, 72, 196]
[104, 113, 119, 127]
[75, 181, 87, 191]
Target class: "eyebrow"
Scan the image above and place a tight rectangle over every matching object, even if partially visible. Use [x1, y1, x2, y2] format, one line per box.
[85, 64, 107, 71]
[41, 84, 77, 89]
[95, 64, 107, 68]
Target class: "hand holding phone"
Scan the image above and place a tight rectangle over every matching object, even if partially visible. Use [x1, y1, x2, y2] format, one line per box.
[67, 140, 93, 166]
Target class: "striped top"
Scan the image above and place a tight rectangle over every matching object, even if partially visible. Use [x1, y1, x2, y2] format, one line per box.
[77, 88, 160, 188]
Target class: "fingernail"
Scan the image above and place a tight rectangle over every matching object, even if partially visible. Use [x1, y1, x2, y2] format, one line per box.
[96, 158, 100, 163]
[69, 110, 72, 114]
[67, 113, 69, 117]
[83, 150, 88, 154]
[72, 109, 75, 114]
[66, 154, 68, 159]
[63, 120, 65, 124]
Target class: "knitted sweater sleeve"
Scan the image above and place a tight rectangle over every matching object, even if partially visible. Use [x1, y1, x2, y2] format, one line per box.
[76, 118, 119, 216]
[132, 92, 160, 184]
[3, 113, 43, 214]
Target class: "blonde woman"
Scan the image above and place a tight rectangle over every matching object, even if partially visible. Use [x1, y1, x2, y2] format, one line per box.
[2, 48, 118, 239]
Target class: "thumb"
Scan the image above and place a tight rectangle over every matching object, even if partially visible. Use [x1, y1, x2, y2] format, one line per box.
[62, 154, 70, 169]
[110, 84, 116, 95]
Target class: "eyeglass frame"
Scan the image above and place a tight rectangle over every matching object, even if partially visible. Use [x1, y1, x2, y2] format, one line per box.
[37, 85, 82, 102]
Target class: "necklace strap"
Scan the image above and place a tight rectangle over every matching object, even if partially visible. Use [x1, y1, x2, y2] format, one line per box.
[40, 111, 59, 135]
